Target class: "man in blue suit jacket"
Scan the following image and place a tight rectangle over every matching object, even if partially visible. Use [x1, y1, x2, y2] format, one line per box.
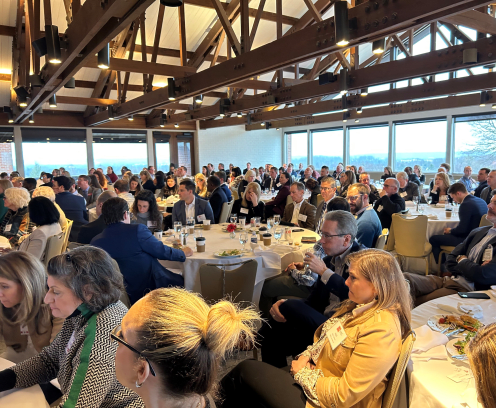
[207, 175, 228, 224]
[215, 170, 232, 202]
[172, 179, 215, 225]
[91, 197, 192, 304]
[53, 176, 88, 241]
[430, 182, 488, 263]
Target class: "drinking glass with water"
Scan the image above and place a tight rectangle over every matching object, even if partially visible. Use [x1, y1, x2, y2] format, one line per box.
[239, 232, 248, 252]
[174, 221, 182, 233]
[274, 228, 282, 244]
[230, 213, 237, 224]
[274, 214, 281, 227]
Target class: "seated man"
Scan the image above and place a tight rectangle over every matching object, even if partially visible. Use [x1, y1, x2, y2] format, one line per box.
[430, 182, 488, 264]
[22, 178, 37, 197]
[53, 175, 88, 241]
[359, 172, 380, 205]
[262, 167, 280, 192]
[172, 179, 214, 225]
[299, 167, 315, 184]
[480, 169, 496, 204]
[396, 171, 420, 201]
[260, 211, 363, 368]
[91, 197, 192, 304]
[281, 182, 316, 230]
[207, 175, 228, 224]
[77, 174, 102, 209]
[215, 170, 232, 202]
[347, 183, 382, 248]
[77, 191, 116, 244]
[317, 166, 329, 183]
[373, 177, 405, 229]
[405, 194, 496, 306]
[40, 173, 53, 187]
[113, 179, 135, 207]
[315, 176, 337, 234]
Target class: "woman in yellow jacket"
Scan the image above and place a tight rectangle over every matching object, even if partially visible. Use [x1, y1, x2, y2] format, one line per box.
[220, 249, 412, 408]
[0, 251, 63, 363]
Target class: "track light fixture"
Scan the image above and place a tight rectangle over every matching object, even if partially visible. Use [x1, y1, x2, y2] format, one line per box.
[355, 119, 359, 123]
[160, 114, 167, 127]
[341, 95, 348, 112]
[45, 25, 62, 64]
[360, 88, 368, 97]
[128, 115, 134, 121]
[237, 112, 243, 118]
[108, 105, 115, 120]
[49, 95, 57, 108]
[64, 77, 76, 89]
[334, 1, 350, 47]
[29, 74, 44, 87]
[492, 104, 496, 110]
[195, 94, 204, 104]
[480, 91, 489, 107]
[14, 86, 29, 107]
[357, 107, 363, 114]
[343, 112, 350, 123]
[261, 122, 265, 126]
[29, 115, 34, 123]
[167, 78, 180, 101]
[372, 38, 385, 54]
[8, 111, 14, 123]
[219, 98, 231, 117]
[32, 37, 48, 57]
[318, 72, 337, 86]
[160, 0, 183, 6]
[97, 44, 110, 69]
[339, 68, 349, 95]
[4, 106, 14, 123]
[174, 123, 179, 128]
[265, 122, 272, 130]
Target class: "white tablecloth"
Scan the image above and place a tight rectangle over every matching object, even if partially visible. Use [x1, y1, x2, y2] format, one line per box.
[406, 204, 460, 240]
[409, 291, 496, 408]
[0, 358, 49, 408]
[159, 224, 320, 305]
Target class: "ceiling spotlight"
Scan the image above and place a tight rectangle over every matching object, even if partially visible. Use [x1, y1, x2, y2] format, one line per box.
[355, 119, 359, 123]
[159, 0, 183, 6]
[160, 113, 167, 127]
[261, 122, 265, 126]
[14, 86, 29, 107]
[29, 115, 34, 123]
[32, 37, 47, 57]
[360, 88, 368, 97]
[45, 25, 62, 64]
[341, 94, 348, 112]
[97, 44, 110, 69]
[237, 112, 243, 118]
[174, 123, 179, 128]
[339, 68, 349, 95]
[128, 115, 134, 121]
[492, 104, 496, 109]
[195, 94, 204, 104]
[64, 77, 76, 89]
[108, 105, 115, 120]
[480, 91, 489, 107]
[276, 127, 280, 130]
[372, 38, 385, 54]
[357, 107, 362, 114]
[49, 95, 57, 108]
[167, 78, 180, 101]
[342, 112, 350, 123]
[334, 1, 350, 47]
[29, 74, 44, 87]
[319, 72, 337, 86]
[219, 98, 230, 117]
[4, 106, 14, 123]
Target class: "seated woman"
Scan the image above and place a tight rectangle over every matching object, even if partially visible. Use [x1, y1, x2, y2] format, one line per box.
[202, 165, 209, 177]
[32, 186, 68, 230]
[107, 166, 119, 183]
[95, 169, 108, 190]
[0, 251, 63, 364]
[238, 170, 261, 197]
[0, 246, 143, 408]
[195, 173, 208, 198]
[229, 167, 243, 191]
[0, 179, 13, 224]
[429, 172, 452, 204]
[129, 175, 143, 196]
[153, 174, 165, 192]
[12, 177, 24, 188]
[0, 188, 34, 246]
[338, 170, 356, 198]
[414, 164, 426, 184]
[380, 166, 394, 181]
[232, 182, 265, 223]
[466, 323, 496, 408]
[113, 287, 260, 408]
[265, 172, 291, 218]
[131, 190, 164, 232]
[140, 170, 156, 193]
[158, 175, 179, 199]
[18, 197, 62, 261]
[220, 249, 412, 408]
[305, 178, 321, 208]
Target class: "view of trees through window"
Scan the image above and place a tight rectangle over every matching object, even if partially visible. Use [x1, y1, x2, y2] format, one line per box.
[349, 125, 389, 171]
[287, 132, 308, 166]
[312, 129, 343, 170]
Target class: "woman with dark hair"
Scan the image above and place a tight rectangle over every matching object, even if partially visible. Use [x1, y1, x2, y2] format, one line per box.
[18, 197, 61, 260]
[202, 166, 209, 177]
[0, 246, 143, 408]
[338, 170, 356, 198]
[94, 169, 108, 190]
[107, 166, 118, 183]
[305, 178, 321, 208]
[131, 190, 163, 232]
[158, 175, 178, 199]
[167, 163, 176, 176]
[89, 174, 101, 190]
[153, 174, 165, 192]
[129, 175, 143, 196]
[265, 172, 291, 217]
[229, 167, 244, 192]
[140, 170, 156, 193]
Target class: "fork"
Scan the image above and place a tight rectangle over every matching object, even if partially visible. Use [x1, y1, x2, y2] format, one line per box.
[441, 323, 457, 334]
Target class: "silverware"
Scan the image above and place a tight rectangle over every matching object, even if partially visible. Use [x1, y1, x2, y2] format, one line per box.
[451, 354, 468, 360]
[446, 328, 464, 338]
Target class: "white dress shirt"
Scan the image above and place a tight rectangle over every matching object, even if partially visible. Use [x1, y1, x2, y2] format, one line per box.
[291, 200, 304, 225]
[185, 197, 196, 220]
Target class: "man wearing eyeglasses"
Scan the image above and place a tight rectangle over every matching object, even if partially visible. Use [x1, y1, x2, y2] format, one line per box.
[359, 172, 379, 205]
[373, 177, 405, 229]
[315, 177, 337, 234]
[347, 183, 382, 248]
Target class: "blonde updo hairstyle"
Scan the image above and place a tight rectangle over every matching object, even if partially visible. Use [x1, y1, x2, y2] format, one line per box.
[135, 288, 260, 398]
[4, 187, 31, 209]
[32, 186, 56, 202]
[241, 182, 261, 207]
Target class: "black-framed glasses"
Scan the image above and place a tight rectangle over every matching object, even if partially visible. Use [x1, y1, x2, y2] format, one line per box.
[321, 232, 349, 239]
[111, 325, 156, 376]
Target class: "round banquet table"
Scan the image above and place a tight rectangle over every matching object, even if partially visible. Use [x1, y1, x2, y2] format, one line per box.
[408, 291, 496, 408]
[159, 224, 320, 306]
[0, 358, 49, 408]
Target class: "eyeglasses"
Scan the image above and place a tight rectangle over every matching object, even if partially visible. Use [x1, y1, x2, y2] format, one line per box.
[346, 194, 362, 202]
[321, 232, 349, 239]
[321, 187, 334, 192]
[110, 325, 156, 376]
[383, 184, 395, 188]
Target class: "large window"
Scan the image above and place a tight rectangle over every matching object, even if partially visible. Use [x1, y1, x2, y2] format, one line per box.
[177, 135, 194, 176]
[0, 128, 15, 173]
[93, 131, 148, 174]
[453, 114, 496, 173]
[349, 125, 389, 171]
[154, 132, 171, 173]
[287, 132, 308, 167]
[312, 129, 343, 171]
[394, 119, 447, 172]
[21, 128, 87, 178]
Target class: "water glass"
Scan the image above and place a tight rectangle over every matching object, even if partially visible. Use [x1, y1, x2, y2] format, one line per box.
[230, 214, 237, 224]
[417, 204, 425, 214]
[239, 216, 246, 229]
[267, 217, 274, 231]
[239, 232, 248, 252]
[427, 196, 433, 205]
[174, 221, 182, 233]
[254, 217, 262, 227]
[274, 214, 281, 227]
[274, 228, 282, 244]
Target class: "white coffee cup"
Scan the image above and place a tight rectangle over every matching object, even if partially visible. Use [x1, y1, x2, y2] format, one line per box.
[154, 231, 163, 240]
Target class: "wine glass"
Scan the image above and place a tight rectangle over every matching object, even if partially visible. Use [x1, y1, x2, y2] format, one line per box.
[230, 214, 237, 224]
[274, 214, 281, 227]
[239, 232, 248, 252]
[174, 221, 182, 234]
[427, 196, 433, 205]
[274, 228, 282, 244]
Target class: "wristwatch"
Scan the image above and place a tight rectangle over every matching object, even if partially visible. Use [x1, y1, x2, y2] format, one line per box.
[456, 255, 465, 263]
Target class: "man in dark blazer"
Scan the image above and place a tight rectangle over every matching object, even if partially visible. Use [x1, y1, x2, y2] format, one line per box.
[91, 197, 192, 305]
[77, 191, 116, 244]
[373, 178, 405, 229]
[314, 177, 337, 234]
[263, 167, 280, 192]
[215, 171, 232, 202]
[172, 179, 215, 225]
[429, 182, 488, 262]
[480, 170, 496, 204]
[40, 173, 53, 188]
[53, 176, 88, 241]
[396, 171, 420, 202]
[405, 195, 496, 305]
[207, 175, 228, 224]
[259, 211, 363, 367]
[474, 167, 490, 198]
[281, 182, 316, 230]
[77, 175, 102, 209]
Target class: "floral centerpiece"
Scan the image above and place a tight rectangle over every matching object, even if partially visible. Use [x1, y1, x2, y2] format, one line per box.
[227, 223, 237, 239]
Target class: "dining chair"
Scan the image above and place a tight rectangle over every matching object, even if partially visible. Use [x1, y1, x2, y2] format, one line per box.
[381, 330, 416, 408]
[374, 228, 389, 250]
[316, 194, 324, 209]
[43, 232, 66, 267]
[232, 189, 239, 201]
[286, 194, 293, 206]
[219, 200, 234, 223]
[388, 214, 432, 275]
[61, 219, 73, 252]
[479, 214, 492, 227]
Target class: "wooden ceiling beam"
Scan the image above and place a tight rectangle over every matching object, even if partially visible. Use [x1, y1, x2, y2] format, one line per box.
[121, 20, 139, 104]
[0, 25, 16, 37]
[210, 0, 242, 56]
[249, 0, 265, 48]
[139, 13, 149, 90]
[56, 96, 119, 106]
[145, 4, 165, 92]
[178, 5, 187, 66]
[443, 10, 496, 35]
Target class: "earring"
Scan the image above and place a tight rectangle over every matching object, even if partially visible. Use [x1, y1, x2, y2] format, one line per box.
[136, 380, 142, 388]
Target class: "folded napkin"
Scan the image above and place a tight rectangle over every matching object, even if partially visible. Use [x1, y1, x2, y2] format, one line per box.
[427, 214, 439, 220]
[411, 344, 448, 362]
[413, 325, 449, 353]
[437, 303, 484, 319]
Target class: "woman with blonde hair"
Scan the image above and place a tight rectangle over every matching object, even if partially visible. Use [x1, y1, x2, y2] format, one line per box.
[466, 323, 496, 408]
[95, 169, 108, 190]
[414, 164, 425, 184]
[221, 249, 412, 408]
[381, 166, 395, 181]
[429, 172, 451, 204]
[195, 173, 208, 198]
[0, 188, 34, 246]
[32, 186, 68, 229]
[232, 181, 265, 223]
[0, 251, 63, 363]
[113, 287, 260, 408]
[140, 170, 155, 193]
[238, 169, 260, 197]
[12, 177, 24, 188]
[0, 179, 13, 224]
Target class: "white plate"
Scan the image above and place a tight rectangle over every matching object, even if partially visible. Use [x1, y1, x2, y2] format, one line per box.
[213, 250, 243, 258]
[446, 339, 469, 364]
[427, 314, 475, 337]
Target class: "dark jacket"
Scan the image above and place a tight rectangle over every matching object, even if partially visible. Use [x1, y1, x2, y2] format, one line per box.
[0, 206, 35, 246]
[450, 195, 488, 238]
[446, 226, 496, 290]
[78, 186, 103, 209]
[480, 186, 495, 204]
[209, 187, 228, 224]
[77, 215, 106, 244]
[91, 223, 185, 304]
[54, 192, 88, 241]
[408, 174, 421, 186]
[238, 179, 261, 197]
[474, 180, 488, 198]
[265, 184, 290, 215]
[429, 188, 453, 205]
[142, 179, 156, 193]
[398, 182, 420, 202]
[282, 200, 317, 230]
[263, 177, 280, 192]
[368, 184, 380, 205]
[220, 183, 232, 202]
[308, 186, 321, 208]
[172, 197, 214, 225]
[373, 193, 406, 229]
[231, 198, 265, 223]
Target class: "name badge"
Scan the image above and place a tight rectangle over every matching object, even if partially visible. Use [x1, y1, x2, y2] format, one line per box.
[147, 221, 157, 228]
[197, 214, 206, 222]
[65, 331, 77, 354]
[483, 245, 493, 262]
[377, 205, 383, 212]
[400, 192, 407, 198]
[240, 208, 249, 214]
[298, 214, 307, 222]
[276, 183, 281, 187]
[20, 325, 29, 336]
[326, 321, 348, 350]
[440, 195, 448, 201]
[4, 224, 12, 232]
